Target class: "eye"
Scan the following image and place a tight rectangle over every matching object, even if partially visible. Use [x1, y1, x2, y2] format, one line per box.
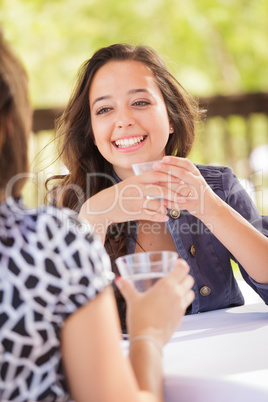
[133, 100, 151, 107]
[96, 106, 112, 115]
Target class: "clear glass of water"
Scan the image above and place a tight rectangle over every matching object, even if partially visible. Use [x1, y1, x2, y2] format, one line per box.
[132, 160, 162, 200]
[115, 251, 178, 292]
[131, 160, 162, 176]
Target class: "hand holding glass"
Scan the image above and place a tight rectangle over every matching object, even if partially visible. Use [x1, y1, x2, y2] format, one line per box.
[132, 160, 162, 200]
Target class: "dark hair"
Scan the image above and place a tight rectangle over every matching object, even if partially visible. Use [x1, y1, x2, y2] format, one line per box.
[46, 43, 200, 210]
[0, 29, 29, 198]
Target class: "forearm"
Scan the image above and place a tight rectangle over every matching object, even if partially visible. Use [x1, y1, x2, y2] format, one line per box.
[200, 195, 268, 284]
[129, 341, 163, 402]
[78, 201, 111, 244]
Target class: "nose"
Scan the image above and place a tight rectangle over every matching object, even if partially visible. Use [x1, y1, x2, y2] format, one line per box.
[116, 121, 133, 129]
[115, 108, 134, 129]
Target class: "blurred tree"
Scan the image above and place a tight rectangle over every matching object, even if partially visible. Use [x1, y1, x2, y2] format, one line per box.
[1, 0, 267, 107]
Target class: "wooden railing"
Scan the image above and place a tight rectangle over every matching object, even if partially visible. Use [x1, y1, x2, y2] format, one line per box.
[33, 92, 268, 132]
[32, 92, 268, 167]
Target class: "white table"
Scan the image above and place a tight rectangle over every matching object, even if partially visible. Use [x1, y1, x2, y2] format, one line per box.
[123, 281, 268, 402]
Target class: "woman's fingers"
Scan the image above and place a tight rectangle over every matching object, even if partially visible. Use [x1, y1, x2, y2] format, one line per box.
[156, 259, 194, 299]
[164, 259, 195, 305]
[162, 156, 200, 176]
[166, 258, 190, 280]
[115, 276, 139, 303]
[81, 156, 203, 227]
[151, 156, 202, 198]
[141, 181, 195, 207]
[84, 159, 205, 225]
[166, 258, 194, 292]
[144, 156, 213, 216]
[184, 288, 195, 310]
[127, 166, 198, 203]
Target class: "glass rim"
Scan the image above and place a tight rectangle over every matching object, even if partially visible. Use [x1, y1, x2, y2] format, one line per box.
[115, 250, 178, 267]
[131, 160, 162, 168]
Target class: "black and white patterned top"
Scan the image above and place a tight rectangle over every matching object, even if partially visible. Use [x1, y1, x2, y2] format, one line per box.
[0, 198, 113, 401]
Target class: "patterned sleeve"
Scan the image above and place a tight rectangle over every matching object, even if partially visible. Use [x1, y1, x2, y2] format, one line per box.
[36, 207, 115, 323]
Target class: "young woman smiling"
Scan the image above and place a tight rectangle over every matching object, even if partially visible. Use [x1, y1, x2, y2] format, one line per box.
[46, 44, 268, 329]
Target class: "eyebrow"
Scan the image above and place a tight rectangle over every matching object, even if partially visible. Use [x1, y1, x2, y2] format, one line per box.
[128, 88, 150, 95]
[91, 95, 112, 108]
[91, 88, 150, 108]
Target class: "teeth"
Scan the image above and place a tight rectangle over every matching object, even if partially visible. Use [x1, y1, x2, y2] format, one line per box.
[115, 136, 145, 148]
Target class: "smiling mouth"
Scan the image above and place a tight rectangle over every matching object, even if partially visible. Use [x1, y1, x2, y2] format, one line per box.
[113, 135, 147, 149]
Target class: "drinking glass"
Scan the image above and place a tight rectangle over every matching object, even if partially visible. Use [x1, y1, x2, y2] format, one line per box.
[132, 160, 162, 200]
[115, 251, 178, 292]
[131, 160, 162, 176]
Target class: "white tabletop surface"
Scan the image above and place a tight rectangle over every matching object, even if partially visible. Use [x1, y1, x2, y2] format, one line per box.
[122, 280, 268, 402]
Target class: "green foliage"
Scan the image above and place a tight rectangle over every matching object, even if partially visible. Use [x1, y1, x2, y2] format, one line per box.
[1, 0, 268, 107]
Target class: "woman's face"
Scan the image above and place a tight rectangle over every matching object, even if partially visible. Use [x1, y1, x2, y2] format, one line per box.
[89, 60, 173, 179]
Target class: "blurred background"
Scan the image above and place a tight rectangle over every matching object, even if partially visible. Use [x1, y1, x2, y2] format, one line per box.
[1, 0, 268, 213]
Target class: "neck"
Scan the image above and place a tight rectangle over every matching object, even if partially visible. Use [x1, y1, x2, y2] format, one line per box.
[113, 166, 134, 181]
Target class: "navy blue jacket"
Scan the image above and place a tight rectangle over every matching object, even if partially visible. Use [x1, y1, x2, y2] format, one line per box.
[124, 165, 268, 313]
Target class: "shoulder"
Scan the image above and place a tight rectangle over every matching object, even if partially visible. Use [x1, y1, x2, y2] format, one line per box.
[196, 164, 233, 182]
[9, 200, 106, 267]
[195, 165, 266, 228]
[31, 206, 113, 297]
[37, 205, 91, 234]
[196, 164, 235, 196]
[2, 199, 113, 318]
[22, 203, 95, 243]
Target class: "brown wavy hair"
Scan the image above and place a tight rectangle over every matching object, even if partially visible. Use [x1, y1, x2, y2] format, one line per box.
[46, 43, 200, 209]
[0, 29, 29, 198]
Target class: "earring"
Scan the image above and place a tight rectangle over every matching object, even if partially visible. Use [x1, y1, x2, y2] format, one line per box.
[170, 126, 173, 132]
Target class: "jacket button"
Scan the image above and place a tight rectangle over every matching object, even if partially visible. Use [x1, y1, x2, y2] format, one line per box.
[190, 245, 196, 256]
[170, 209, 180, 219]
[200, 286, 211, 296]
